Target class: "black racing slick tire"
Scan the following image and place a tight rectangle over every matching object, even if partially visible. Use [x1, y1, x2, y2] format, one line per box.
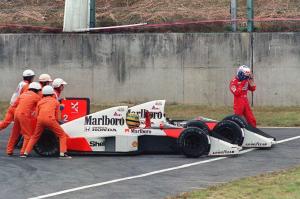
[222, 114, 248, 128]
[178, 127, 210, 158]
[212, 120, 244, 146]
[34, 130, 59, 157]
[185, 120, 210, 134]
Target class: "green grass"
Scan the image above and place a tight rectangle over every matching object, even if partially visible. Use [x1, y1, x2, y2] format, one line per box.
[169, 166, 300, 199]
[90, 103, 300, 127]
[1, 101, 300, 127]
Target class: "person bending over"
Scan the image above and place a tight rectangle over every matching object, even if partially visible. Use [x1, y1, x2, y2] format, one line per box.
[23, 86, 71, 158]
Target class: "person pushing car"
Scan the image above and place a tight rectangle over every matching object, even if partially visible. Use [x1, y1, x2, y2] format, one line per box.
[23, 85, 71, 158]
[0, 69, 35, 131]
[52, 78, 67, 100]
[229, 65, 257, 127]
[38, 73, 52, 88]
[6, 82, 42, 156]
[52, 78, 68, 122]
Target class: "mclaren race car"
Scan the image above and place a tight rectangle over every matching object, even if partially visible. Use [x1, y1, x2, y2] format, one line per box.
[34, 100, 244, 158]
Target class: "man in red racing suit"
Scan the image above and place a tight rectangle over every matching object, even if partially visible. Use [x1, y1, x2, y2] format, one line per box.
[229, 65, 257, 127]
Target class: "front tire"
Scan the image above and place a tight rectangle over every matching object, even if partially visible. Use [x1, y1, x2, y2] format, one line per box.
[223, 114, 248, 128]
[178, 127, 210, 158]
[34, 130, 59, 157]
[212, 120, 244, 146]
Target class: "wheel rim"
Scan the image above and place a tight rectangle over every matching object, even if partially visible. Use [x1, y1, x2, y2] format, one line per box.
[35, 131, 59, 156]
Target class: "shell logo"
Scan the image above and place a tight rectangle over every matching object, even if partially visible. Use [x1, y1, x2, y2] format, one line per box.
[131, 141, 138, 148]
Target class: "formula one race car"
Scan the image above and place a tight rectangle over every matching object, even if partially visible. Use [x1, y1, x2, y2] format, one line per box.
[34, 100, 275, 158]
[34, 100, 243, 158]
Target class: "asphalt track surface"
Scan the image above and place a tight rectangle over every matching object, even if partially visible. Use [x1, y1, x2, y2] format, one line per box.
[0, 127, 300, 199]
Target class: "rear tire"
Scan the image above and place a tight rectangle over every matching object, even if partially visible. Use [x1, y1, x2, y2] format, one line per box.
[212, 120, 244, 146]
[223, 114, 248, 128]
[34, 130, 59, 157]
[178, 127, 210, 158]
[185, 120, 210, 134]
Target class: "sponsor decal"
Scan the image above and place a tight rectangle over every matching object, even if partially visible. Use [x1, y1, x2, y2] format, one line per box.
[84, 126, 91, 132]
[212, 150, 236, 155]
[71, 102, 79, 113]
[85, 115, 125, 126]
[128, 109, 163, 119]
[113, 112, 122, 117]
[245, 142, 268, 147]
[131, 129, 152, 134]
[151, 105, 160, 110]
[231, 85, 236, 92]
[131, 141, 138, 147]
[91, 126, 117, 132]
[89, 141, 105, 147]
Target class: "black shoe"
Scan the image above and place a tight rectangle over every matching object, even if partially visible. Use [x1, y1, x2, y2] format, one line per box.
[7, 153, 13, 157]
[59, 154, 72, 159]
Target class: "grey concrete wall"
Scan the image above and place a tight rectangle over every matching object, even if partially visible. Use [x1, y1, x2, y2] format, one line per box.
[0, 33, 299, 106]
[253, 33, 300, 106]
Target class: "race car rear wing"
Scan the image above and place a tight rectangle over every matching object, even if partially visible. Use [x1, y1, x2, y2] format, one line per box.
[61, 98, 90, 123]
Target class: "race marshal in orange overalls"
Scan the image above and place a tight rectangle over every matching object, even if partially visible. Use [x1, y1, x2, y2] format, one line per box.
[0, 69, 35, 131]
[6, 82, 42, 156]
[23, 86, 71, 158]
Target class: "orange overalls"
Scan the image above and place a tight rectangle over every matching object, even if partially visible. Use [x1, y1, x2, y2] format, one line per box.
[54, 89, 64, 121]
[24, 96, 68, 155]
[54, 89, 61, 100]
[6, 91, 41, 155]
[0, 80, 29, 130]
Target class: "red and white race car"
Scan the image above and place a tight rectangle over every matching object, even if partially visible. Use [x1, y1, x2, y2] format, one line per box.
[34, 99, 275, 158]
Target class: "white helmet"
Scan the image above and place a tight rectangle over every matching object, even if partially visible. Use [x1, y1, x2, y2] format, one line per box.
[236, 65, 251, 80]
[52, 78, 67, 88]
[237, 65, 251, 76]
[42, 85, 54, 95]
[39, 74, 52, 82]
[29, 82, 42, 90]
[23, 69, 35, 77]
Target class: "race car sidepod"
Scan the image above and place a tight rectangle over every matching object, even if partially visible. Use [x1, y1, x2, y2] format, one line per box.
[129, 100, 241, 157]
[34, 100, 241, 158]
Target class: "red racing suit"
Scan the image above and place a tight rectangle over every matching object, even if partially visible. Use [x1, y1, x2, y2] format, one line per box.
[229, 77, 257, 127]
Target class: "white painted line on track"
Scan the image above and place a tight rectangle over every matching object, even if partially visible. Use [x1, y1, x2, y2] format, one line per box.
[276, 135, 300, 144]
[260, 127, 300, 129]
[28, 135, 300, 199]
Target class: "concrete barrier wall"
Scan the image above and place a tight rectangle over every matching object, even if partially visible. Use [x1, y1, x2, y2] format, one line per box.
[253, 33, 300, 106]
[0, 33, 299, 106]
